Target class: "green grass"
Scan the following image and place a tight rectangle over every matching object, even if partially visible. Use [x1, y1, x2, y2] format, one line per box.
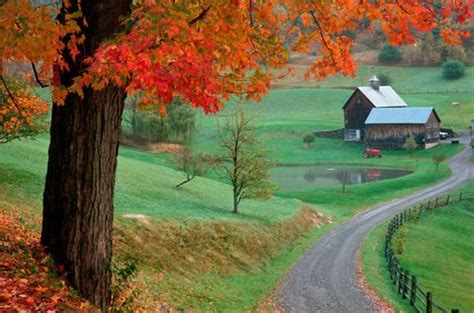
[361, 183, 474, 312]
[190, 88, 472, 163]
[278, 160, 453, 221]
[3, 65, 470, 310]
[361, 222, 414, 313]
[0, 136, 300, 223]
[274, 65, 474, 94]
[167, 223, 335, 311]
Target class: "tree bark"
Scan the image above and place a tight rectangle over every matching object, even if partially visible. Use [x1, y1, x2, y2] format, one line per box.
[233, 188, 239, 213]
[41, 0, 131, 310]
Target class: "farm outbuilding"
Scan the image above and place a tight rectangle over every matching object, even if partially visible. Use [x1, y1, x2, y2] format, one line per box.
[342, 75, 407, 141]
[341, 74, 443, 150]
[365, 107, 441, 149]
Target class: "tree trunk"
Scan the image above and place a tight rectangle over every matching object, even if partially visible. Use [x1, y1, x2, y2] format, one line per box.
[233, 189, 239, 213]
[41, 0, 131, 310]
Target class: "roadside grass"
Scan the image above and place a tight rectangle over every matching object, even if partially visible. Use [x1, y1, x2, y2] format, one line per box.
[273, 65, 474, 93]
[361, 222, 414, 313]
[115, 207, 333, 311]
[361, 182, 474, 312]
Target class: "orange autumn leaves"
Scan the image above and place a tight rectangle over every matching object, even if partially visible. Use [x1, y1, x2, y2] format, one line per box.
[79, 0, 473, 114]
[0, 0, 473, 117]
[0, 75, 48, 143]
[0, 209, 91, 311]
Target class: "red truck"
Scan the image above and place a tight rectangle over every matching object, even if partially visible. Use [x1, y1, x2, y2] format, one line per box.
[363, 147, 382, 158]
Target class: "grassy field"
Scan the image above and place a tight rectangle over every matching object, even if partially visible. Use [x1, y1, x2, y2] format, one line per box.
[190, 88, 473, 162]
[2, 65, 470, 310]
[0, 136, 300, 223]
[361, 182, 474, 312]
[273, 65, 474, 94]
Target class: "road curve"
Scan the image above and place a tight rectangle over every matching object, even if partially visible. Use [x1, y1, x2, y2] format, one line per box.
[277, 139, 474, 313]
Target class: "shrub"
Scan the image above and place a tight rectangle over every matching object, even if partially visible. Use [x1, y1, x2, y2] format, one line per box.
[378, 44, 403, 64]
[442, 59, 465, 80]
[393, 226, 408, 255]
[377, 73, 393, 86]
[403, 136, 417, 152]
[303, 133, 315, 148]
[432, 153, 448, 171]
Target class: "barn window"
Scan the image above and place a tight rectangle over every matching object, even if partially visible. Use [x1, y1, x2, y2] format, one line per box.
[433, 123, 438, 128]
[427, 124, 432, 129]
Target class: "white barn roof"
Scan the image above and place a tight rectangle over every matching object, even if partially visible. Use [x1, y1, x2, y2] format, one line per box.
[357, 86, 407, 108]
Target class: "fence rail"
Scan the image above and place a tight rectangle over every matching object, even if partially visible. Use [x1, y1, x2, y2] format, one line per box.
[384, 191, 474, 313]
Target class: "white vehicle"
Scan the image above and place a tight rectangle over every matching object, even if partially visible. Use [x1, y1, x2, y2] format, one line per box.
[439, 131, 449, 139]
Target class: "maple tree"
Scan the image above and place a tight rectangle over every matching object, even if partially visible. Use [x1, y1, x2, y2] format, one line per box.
[0, 0, 472, 310]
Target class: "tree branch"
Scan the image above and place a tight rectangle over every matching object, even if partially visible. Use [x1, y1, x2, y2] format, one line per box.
[31, 62, 50, 88]
[188, 5, 212, 26]
[309, 10, 336, 67]
[0, 75, 21, 112]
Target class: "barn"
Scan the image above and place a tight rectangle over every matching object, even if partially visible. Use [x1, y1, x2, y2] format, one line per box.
[342, 75, 407, 141]
[365, 107, 441, 149]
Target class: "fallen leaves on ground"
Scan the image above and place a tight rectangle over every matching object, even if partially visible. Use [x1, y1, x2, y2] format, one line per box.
[0, 208, 92, 312]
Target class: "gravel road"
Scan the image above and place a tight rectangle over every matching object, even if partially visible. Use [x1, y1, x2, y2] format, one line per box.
[277, 138, 474, 313]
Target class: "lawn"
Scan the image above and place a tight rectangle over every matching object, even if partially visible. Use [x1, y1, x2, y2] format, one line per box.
[273, 65, 474, 94]
[361, 182, 474, 312]
[0, 136, 300, 223]
[190, 88, 473, 162]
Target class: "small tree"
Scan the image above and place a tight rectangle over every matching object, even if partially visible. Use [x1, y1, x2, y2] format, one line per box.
[174, 148, 208, 188]
[403, 136, 417, 155]
[378, 44, 403, 64]
[442, 59, 465, 80]
[303, 133, 316, 148]
[377, 73, 393, 86]
[432, 153, 448, 171]
[338, 170, 350, 193]
[219, 110, 276, 213]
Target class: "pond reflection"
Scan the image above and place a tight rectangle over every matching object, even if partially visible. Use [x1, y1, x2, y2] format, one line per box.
[271, 165, 412, 192]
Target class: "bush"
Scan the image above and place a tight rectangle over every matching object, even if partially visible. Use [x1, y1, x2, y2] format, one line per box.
[432, 153, 448, 171]
[303, 133, 315, 148]
[377, 73, 393, 86]
[378, 44, 403, 64]
[442, 60, 465, 80]
[403, 136, 417, 152]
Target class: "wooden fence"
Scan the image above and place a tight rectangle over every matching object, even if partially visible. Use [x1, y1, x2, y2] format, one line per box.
[384, 191, 474, 313]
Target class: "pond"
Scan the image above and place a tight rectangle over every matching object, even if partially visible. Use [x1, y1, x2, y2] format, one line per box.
[271, 165, 412, 192]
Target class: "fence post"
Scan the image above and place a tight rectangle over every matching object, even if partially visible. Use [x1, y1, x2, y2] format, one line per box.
[435, 197, 439, 208]
[410, 276, 417, 306]
[459, 192, 463, 201]
[446, 194, 450, 205]
[398, 270, 404, 294]
[427, 200, 431, 210]
[402, 270, 409, 299]
[427, 292, 433, 313]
